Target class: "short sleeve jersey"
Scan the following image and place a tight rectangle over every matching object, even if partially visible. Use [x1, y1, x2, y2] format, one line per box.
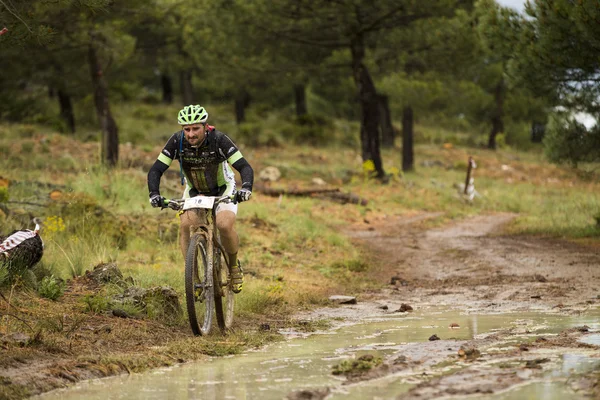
[157, 128, 244, 196]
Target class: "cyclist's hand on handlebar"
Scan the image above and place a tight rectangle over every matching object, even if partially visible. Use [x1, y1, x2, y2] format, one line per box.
[236, 189, 252, 203]
[166, 200, 182, 211]
[149, 194, 166, 208]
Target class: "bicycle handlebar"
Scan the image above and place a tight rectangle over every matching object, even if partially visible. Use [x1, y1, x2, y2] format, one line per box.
[163, 192, 237, 211]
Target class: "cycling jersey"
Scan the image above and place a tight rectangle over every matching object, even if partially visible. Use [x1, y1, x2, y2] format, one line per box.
[148, 127, 253, 198]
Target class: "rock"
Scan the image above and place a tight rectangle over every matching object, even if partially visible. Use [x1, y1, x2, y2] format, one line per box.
[311, 177, 327, 186]
[145, 286, 182, 317]
[429, 334, 440, 341]
[112, 309, 130, 318]
[577, 325, 590, 332]
[113, 285, 182, 319]
[458, 346, 480, 360]
[394, 303, 413, 312]
[86, 262, 124, 285]
[328, 295, 357, 305]
[259, 166, 282, 182]
[286, 388, 330, 400]
[534, 274, 548, 282]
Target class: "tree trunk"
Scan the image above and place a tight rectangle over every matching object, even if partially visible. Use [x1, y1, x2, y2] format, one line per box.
[402, 105, 414, 172]
[234, 98, 245, 125]
[179, 69, 194, 105]
[89, 32, 119, 167]
[57, 89, 75, 134]
[161, 74, 173, 104]
[350, 37, 385, 180]
[234, 88, 251, 125]
[379, 94, 395, 148]
[294, 83, 307, 118]
[531, 122, 545, 143]
[488, 79, 505, 150]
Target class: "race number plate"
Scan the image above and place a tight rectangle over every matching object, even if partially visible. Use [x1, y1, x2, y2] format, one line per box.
[182, 196, 215, 210]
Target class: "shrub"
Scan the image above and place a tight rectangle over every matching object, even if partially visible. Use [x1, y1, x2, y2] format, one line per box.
[544, 114, 600, 167]
[82, 294, 111, 314]
[38, 275, 65, 301]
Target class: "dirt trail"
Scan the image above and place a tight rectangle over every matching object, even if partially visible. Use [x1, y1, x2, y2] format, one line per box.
[349, 212, 599, 313]
[297, 212, 600, 399]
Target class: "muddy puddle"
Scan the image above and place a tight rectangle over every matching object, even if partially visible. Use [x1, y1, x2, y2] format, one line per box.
[36, 307, 599, 400]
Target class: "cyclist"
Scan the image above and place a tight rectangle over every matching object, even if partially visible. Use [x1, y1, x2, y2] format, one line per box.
[147, 105, 253, 293]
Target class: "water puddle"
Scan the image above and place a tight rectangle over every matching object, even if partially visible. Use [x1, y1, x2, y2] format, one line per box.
[486, 382, 587, 400]
[580, 333, 600, 346]
[37, 308, 600, 400]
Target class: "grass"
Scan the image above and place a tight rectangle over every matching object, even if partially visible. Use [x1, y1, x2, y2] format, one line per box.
[5, 102, 596, 298]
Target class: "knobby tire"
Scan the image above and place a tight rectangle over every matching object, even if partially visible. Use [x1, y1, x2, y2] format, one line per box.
[185, 234, 214, 336]
[213, 243, 235, 331]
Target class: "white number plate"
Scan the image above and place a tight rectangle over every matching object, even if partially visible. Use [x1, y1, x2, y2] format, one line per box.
[183, 196, 215, 210]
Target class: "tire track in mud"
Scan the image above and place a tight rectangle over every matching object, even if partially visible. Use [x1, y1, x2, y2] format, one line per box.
[348, 212, 600, 312]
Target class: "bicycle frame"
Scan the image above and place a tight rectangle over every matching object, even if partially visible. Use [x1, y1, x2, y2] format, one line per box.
[165, 194, 236, 335]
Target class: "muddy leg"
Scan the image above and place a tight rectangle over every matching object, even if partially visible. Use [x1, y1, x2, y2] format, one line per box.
[215, 210, 239, 266]
[179, 210, 205, 259]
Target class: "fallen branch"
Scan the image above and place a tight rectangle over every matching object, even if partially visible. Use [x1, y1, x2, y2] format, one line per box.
[314, 192, 368, 206]
[255, 184, 368, 206]
[257, 186, 340, 196]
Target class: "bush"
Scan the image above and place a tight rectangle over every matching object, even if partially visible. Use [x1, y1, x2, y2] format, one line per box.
[38, 275, 65, 301]
[82, 294, 111, 313]
[544, 114, 600, 167]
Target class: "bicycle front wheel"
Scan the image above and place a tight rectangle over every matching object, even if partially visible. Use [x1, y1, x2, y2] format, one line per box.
[213, 246, 235, 331]
[185, 234, 214, 336]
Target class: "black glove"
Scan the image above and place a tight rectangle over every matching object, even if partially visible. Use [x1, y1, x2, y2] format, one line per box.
[236, 189, 252, 203]
[149, 194, 165, 208]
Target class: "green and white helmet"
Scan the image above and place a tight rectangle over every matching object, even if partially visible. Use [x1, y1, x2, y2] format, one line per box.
[177, 104, 208, 125]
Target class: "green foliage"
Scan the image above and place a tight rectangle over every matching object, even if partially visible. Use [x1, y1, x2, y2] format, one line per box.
[0, 187, 8, 203]
[82, 294, 111, 314]
[543, 114, 600, 167]
[38, 275, 65, 301]
[330, 259, 369, 273]
[332, 354, 383, 376]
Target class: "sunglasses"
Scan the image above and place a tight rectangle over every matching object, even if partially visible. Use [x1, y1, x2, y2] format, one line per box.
[183, 126, 202, 133]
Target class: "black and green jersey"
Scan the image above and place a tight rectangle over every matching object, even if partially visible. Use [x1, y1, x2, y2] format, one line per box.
[148, 127, 253, 198]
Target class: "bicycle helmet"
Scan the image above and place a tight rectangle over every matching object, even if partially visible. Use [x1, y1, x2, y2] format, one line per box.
[177, 105, 209, 125]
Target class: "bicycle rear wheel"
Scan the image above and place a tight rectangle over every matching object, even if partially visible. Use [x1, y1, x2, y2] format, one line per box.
[213, 245, 235, 331]
[185, 234, 214, 336]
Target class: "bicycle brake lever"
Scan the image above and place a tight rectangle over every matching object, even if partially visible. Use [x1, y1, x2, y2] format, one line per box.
[167, 202, 181, 211]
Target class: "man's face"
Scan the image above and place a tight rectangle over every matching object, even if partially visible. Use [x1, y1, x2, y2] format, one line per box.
[182, 123, 206, 146]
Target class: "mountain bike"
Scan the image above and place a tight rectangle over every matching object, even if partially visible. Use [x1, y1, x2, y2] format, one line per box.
[165, 194, 237, 336]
